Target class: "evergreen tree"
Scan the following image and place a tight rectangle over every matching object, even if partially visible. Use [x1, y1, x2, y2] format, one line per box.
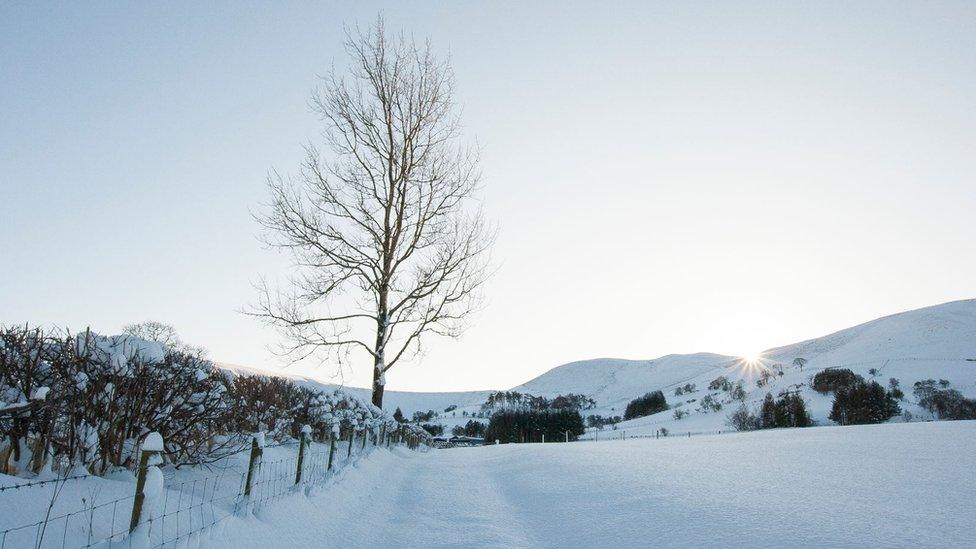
[760, 393, 777, 429]
[830, 380, 900, 425]
[785, 393, 813, 427]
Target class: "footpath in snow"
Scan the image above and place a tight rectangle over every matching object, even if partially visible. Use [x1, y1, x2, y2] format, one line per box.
[215, 420, 974, 548]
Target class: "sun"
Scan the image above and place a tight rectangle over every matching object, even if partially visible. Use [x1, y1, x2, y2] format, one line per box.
[741, 352, 763, 366]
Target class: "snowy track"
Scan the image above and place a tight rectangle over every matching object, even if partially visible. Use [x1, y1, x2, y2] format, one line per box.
[219, 420, 975, 548]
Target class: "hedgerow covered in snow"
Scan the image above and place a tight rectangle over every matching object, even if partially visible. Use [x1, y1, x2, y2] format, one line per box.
[0, 324, 428, 478]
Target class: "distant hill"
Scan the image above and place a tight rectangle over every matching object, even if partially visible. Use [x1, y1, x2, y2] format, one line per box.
[221, 299, 976, 430]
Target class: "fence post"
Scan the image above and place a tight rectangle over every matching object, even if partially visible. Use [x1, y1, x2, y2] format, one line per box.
[380, 423, 386, 447]
[295, 425, 310, 485]
[129, 432, 163, 533]
[361, 427, 368, 451]
[541, 434, 545, 444]
[243, 433, 263, 498]
[565, 431, 569, 443]
[347, 430, 354, 459]
[328, 427, 338, 471]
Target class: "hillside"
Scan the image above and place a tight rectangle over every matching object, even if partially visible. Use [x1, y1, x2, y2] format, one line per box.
[512, 353, 734, 409]
[585, 299, 976, 437]
[222, 299, 976, 430]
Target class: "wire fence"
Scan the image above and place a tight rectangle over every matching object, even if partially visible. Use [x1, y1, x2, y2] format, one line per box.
[1, 430, 424, 549]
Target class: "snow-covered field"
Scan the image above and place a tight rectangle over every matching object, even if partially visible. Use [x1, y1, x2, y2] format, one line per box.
[5, 420, 970, 548]
[186, 420, 976, 548]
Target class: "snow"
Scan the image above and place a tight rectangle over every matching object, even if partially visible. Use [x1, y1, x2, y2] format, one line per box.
[1, 420, 974, 547]
[0, 437, 392, 548]
[141, 432, 164, 452]
[30, 386, 50, 400]
[157, 421, 976, 547]
[142, 466, 164, 499]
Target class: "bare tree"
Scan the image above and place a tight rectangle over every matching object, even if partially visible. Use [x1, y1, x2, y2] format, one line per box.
[123, 321, 206, 358]
[122, 321, 180, 347]
[251, 17, 493, 408]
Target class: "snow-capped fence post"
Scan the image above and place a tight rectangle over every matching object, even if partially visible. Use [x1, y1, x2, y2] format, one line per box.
[541, 434, 545, 444]
[243, 433, 264, 498]
[564, 431, 569, 443]
[295, 425, 310, 485]
[129, 432, 164, 534]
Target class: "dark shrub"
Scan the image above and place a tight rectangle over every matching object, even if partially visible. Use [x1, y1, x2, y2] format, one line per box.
[727, 404, 758, 431]
[812, 368, 863, 394]
[624, 391, 668, 420]
[586, 414, 621, 428]
[708, 376, 732, 392]
[913, 379, 976, 420]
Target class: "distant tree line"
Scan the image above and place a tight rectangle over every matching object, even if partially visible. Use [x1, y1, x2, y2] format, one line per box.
[485, 408, 584, 444]
[481, 391, 595, 413]
[586, 414, 622, 429]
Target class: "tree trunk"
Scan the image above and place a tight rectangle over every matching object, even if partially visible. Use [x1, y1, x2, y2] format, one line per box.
[370, 311, 387, 409]
[371, 361, 385, 409]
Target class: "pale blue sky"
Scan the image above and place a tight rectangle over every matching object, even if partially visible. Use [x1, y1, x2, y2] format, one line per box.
[2, 1, 974, 391]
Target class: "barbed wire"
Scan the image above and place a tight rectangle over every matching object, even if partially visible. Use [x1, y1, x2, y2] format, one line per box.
[0, 473, 93, 493]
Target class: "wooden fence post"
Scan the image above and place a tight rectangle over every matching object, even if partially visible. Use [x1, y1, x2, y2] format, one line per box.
[129, 433, 163, 533]
[347, 430, 354, 459]
[327, 430, 337, 471]
[295, 425, 310, 485]
[243, 433, 263, 498]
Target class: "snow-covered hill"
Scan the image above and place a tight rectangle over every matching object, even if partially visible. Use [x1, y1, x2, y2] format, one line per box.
[585, 299, 976, 437]
[222, 299, 976, 430]
[218, 362, 494, 417]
